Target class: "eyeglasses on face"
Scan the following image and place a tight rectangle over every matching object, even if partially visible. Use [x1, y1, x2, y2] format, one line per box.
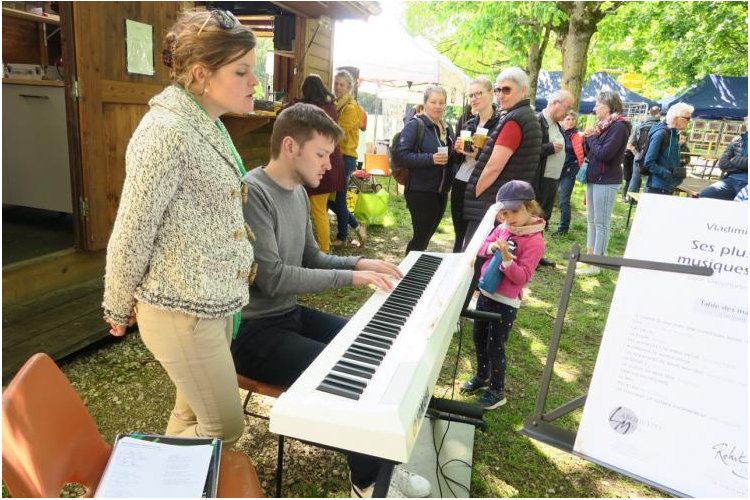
[467, 91, 485, 99]
[494, 86, 513, 96]
[198, 9, 239, 36]
[679, 115, 691, 121]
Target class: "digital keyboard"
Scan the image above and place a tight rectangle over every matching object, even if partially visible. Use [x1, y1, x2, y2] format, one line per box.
[269, 204, 500, 462]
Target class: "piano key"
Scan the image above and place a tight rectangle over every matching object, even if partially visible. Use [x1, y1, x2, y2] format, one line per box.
[372, 310, 406, 324]
[317, 380, 361, 400]
[363, 325, 398, 339]
[324, 372, 368, 390]
[355, 335, 391, 351]
[333, 360, 375, 379]
[348, 344, 385, 362]
[343, 350, 379, 366]
[359, 332, 394, 345]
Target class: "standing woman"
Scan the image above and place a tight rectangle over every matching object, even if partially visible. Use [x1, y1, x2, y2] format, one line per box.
[452, 77, 500, 252]
[332, 69, 367, 247]
[554, 110, 585, 235]
[294, 74, 345, 252]
[394, 85, 455, 254]
[103, 9, 258, 447]
[578, 91, 631, 275]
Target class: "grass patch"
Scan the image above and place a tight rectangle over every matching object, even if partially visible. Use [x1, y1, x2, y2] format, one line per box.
[47, 178, 662, 498]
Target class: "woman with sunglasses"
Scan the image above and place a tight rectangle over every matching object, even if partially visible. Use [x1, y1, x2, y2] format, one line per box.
[103, 9, 258, 447]
[451, 77, 500, 252]
[576, 91, 632, 276]
[393, 85, 456, 254]
[463, 67, 542, 248]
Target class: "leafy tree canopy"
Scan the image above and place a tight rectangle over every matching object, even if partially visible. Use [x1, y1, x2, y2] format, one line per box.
[403, 1, 747, 100]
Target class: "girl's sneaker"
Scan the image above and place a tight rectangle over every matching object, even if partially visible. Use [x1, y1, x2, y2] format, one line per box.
[478, 389, 507, 410]
[459, 376, 489, 394]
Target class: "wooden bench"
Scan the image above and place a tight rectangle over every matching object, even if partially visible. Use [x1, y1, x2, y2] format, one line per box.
[237, 375, 287, 498]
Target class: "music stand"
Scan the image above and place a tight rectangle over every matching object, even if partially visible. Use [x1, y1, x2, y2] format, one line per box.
[521, 245, 713, 494]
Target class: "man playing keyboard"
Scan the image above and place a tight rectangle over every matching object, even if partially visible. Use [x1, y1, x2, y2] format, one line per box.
[232, 103, 431, 498]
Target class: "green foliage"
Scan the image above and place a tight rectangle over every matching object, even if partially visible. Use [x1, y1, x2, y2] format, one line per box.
[576, 0, 747, 97]
[253, 38, 274, 100]
[404, 1, 565, 78]
[404, 1, 747, 101]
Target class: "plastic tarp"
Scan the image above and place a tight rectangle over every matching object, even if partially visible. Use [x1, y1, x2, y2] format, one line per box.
[535, 71, 658, 113]
[664, 74, 748, 120]
[333, 18, 469, 103]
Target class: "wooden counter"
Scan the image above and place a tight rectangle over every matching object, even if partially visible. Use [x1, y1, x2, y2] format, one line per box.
[221, 113, 276, 170]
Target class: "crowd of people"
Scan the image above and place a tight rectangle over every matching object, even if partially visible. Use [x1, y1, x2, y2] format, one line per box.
[100, 8, 747, 497]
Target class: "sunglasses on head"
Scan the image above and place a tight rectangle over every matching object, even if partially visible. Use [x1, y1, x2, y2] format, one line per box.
[494, 86, 513, 95]
[198, 9, 239, 36]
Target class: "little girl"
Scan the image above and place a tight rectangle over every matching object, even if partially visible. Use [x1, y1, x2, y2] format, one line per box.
[461, 180, 546, 409]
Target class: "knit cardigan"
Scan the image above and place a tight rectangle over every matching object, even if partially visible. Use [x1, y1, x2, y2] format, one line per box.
[103, 85, 255, 325]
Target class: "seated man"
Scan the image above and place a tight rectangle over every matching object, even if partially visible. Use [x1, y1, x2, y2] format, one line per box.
[700, 116, 748, 200]
[232, 103, 431, 498]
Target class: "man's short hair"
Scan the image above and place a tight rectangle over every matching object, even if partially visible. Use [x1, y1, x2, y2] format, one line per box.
[649, 105, 661, 116]
[666, 102, 695, 126]
[270, 103, 343, 159]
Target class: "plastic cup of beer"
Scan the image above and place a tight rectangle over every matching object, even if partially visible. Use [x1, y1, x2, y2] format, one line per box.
[460, 130, 473, 153]
[473, 127, 489, 149]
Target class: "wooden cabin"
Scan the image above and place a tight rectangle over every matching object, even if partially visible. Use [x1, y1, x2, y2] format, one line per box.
[1, 1, 379, 380]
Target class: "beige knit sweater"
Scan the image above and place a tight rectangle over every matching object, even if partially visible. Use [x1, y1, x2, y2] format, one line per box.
[103, 85, 254, 325]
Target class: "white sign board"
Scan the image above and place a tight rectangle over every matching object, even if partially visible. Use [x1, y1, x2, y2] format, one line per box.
[575, 194, 748, 497]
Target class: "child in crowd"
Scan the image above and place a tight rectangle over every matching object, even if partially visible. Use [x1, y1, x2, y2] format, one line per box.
[461, 180, 546, 409]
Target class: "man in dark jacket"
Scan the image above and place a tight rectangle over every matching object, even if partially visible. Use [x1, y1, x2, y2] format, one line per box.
[644, 103, 694, 195]
[534, 89, 574, 266]
[700, 117, 748, 200]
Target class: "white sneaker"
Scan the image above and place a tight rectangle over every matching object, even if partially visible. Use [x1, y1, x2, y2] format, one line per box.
[389, 466, 431, 498]
[575, 262, 601, 276]
[350, 480, 406, 498]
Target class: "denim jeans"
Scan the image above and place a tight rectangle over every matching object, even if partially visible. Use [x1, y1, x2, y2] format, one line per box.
[699, 176, 747, 200]
[557, 174, 576, 232]
[585, 183, 618, 255]
[628, 166, 643, 193]
[332, 155, 359, 240]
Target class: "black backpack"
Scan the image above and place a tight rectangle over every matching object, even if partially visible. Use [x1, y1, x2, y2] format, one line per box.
[389, 118, 425, 185]
[636, 123, 656, 174]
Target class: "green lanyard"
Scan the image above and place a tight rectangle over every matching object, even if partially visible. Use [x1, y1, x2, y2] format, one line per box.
[186, 90, 247, 339]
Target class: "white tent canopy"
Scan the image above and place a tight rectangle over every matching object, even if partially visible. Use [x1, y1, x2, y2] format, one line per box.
[333, 17, 470, 103]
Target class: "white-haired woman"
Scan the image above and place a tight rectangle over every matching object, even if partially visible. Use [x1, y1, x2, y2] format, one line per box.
[462, 67, 542, 247]
[577, 90, 631, 275]
[451, 76, 500, 252]
[643, 102, 695, 195]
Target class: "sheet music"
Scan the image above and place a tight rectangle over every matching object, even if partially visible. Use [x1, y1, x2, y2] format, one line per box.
[574, 195, 748, 497]
[95, 437, 213, 498]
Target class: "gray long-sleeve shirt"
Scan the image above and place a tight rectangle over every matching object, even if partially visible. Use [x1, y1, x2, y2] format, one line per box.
[242, 167, 360, 318]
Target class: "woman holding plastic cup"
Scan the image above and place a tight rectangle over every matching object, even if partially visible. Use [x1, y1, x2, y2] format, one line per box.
[451, 77, 500, 252]
[393, 85, 456, 254]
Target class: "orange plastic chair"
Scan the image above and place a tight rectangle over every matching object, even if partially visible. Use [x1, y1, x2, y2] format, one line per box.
[2, 353, 264, 498]
[364, 153, 391, 176]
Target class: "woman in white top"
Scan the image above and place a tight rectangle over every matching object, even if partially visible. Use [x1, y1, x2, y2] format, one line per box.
[451, 77, 499, 252]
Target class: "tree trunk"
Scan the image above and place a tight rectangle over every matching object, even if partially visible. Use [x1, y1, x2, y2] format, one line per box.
[555, 1, 620, 111]
[526, 24, 551, 107]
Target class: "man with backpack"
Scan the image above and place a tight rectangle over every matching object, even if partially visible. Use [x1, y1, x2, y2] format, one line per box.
[626, 105, 662, 195]
[643, 103, 694, 195]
